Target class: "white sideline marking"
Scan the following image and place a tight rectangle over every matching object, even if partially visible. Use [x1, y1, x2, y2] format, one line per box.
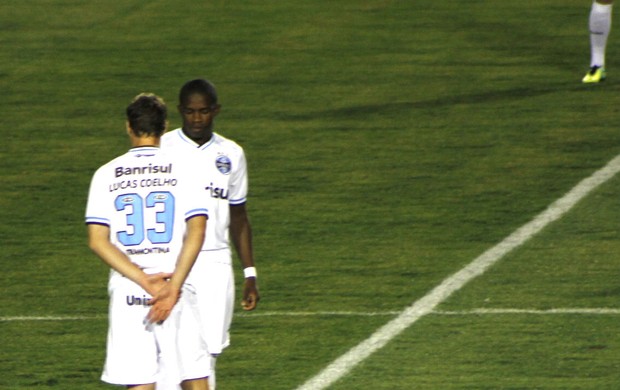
[239, 308, 620, 316]
[296, 154, 620, 390]
[2, 308, 620, 322]
[0, 315, 107, 321]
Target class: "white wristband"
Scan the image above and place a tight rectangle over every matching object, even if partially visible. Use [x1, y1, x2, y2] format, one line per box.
[243, 267, 257, 278]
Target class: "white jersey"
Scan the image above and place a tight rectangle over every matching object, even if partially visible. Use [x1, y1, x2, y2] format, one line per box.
[85, 146, 209, 273]
[161, 129, 248, 252]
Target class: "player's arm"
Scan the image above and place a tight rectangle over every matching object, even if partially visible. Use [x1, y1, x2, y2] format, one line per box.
[87, 223, 171, 296]
[148, 214, 207, 323]
[230, 203, 260, 311]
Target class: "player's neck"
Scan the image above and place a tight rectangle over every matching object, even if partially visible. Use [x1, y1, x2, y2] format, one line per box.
[181, 127, 213, 147]
[131, 136, 160, 148]
[197, 133, 212, 146]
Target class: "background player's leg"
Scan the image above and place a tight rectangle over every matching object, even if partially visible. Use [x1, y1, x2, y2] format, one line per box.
[584, 0, 613, 82]
[208, 356, 216, 390]
[590, 0, 613, 68]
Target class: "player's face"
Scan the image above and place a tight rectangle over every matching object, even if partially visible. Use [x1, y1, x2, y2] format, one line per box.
[179, 93, 220, 144]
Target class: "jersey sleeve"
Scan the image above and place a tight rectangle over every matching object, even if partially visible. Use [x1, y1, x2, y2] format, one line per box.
[184, 180, 210, 221]
[85, 167, 111, 226]
[177, 155, 211, 220]
[228, 147, 248, 205]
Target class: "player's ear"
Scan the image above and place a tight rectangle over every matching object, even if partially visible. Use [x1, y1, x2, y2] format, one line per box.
[126, 121, 132, 136]
[212, 104, 222, 116]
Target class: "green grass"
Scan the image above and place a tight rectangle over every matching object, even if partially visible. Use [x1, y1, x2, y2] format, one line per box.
[2, 0, 620, 388]
[332, 314, 620, 389]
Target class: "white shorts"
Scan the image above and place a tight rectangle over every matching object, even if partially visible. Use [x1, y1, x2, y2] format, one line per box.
[101, 272, 181, 386]
[177, 250, 234, 380]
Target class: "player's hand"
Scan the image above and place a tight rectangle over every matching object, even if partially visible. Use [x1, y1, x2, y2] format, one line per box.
[147, 283, 180, 323]
[141, 272, 173, 297]
[241, 278, 260, 311]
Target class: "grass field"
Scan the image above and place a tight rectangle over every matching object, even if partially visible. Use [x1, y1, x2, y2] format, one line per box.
[2, 0, 620, 389]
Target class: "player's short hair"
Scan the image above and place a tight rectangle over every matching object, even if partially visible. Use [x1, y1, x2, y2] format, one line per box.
[179, 79, 218, 106]
[126, 93, 167, 137]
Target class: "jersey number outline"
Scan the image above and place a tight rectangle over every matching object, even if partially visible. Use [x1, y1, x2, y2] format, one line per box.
[115, 191, 175, 246]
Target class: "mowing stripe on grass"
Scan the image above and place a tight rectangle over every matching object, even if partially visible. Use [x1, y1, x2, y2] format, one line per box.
[295, 153, 620, 390]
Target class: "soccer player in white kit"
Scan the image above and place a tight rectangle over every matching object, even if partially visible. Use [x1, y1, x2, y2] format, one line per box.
[85, 93, 210, 390]
[158, 79, 260, 390]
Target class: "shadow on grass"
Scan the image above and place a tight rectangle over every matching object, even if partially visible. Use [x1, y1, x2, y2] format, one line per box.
[279, 81, 619, 121]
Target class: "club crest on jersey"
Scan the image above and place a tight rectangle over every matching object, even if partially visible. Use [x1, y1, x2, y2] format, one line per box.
[215, 155, 232, 175]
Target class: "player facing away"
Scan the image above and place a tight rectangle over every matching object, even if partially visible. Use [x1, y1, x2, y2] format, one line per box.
[85, 93, 211, 390]
[157, 79, 260, 390]
[584, 0, 613, 83]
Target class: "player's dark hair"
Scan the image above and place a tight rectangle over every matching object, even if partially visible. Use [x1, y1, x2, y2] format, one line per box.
[126, 93, 167, 137]
[179, 79, 218, 106]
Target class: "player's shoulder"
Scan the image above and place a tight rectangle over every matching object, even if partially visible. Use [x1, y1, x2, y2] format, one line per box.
[212, 132, 245, 154]
[159, 146, 202, 168]
[161, 128, 180, 139]
[212, 132, 241, 147]
[93, 151, 129, 175]
[95, 147, 193, 173]
[161, 128, 183, 146]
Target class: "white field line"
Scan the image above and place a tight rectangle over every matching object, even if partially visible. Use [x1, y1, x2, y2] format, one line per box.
[434, 308, 620, 315]
[0, 315, 107, 321]
[2, 308, 620, 322]
[295, 153, 620, 390]
[241, 308, 620, 316]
